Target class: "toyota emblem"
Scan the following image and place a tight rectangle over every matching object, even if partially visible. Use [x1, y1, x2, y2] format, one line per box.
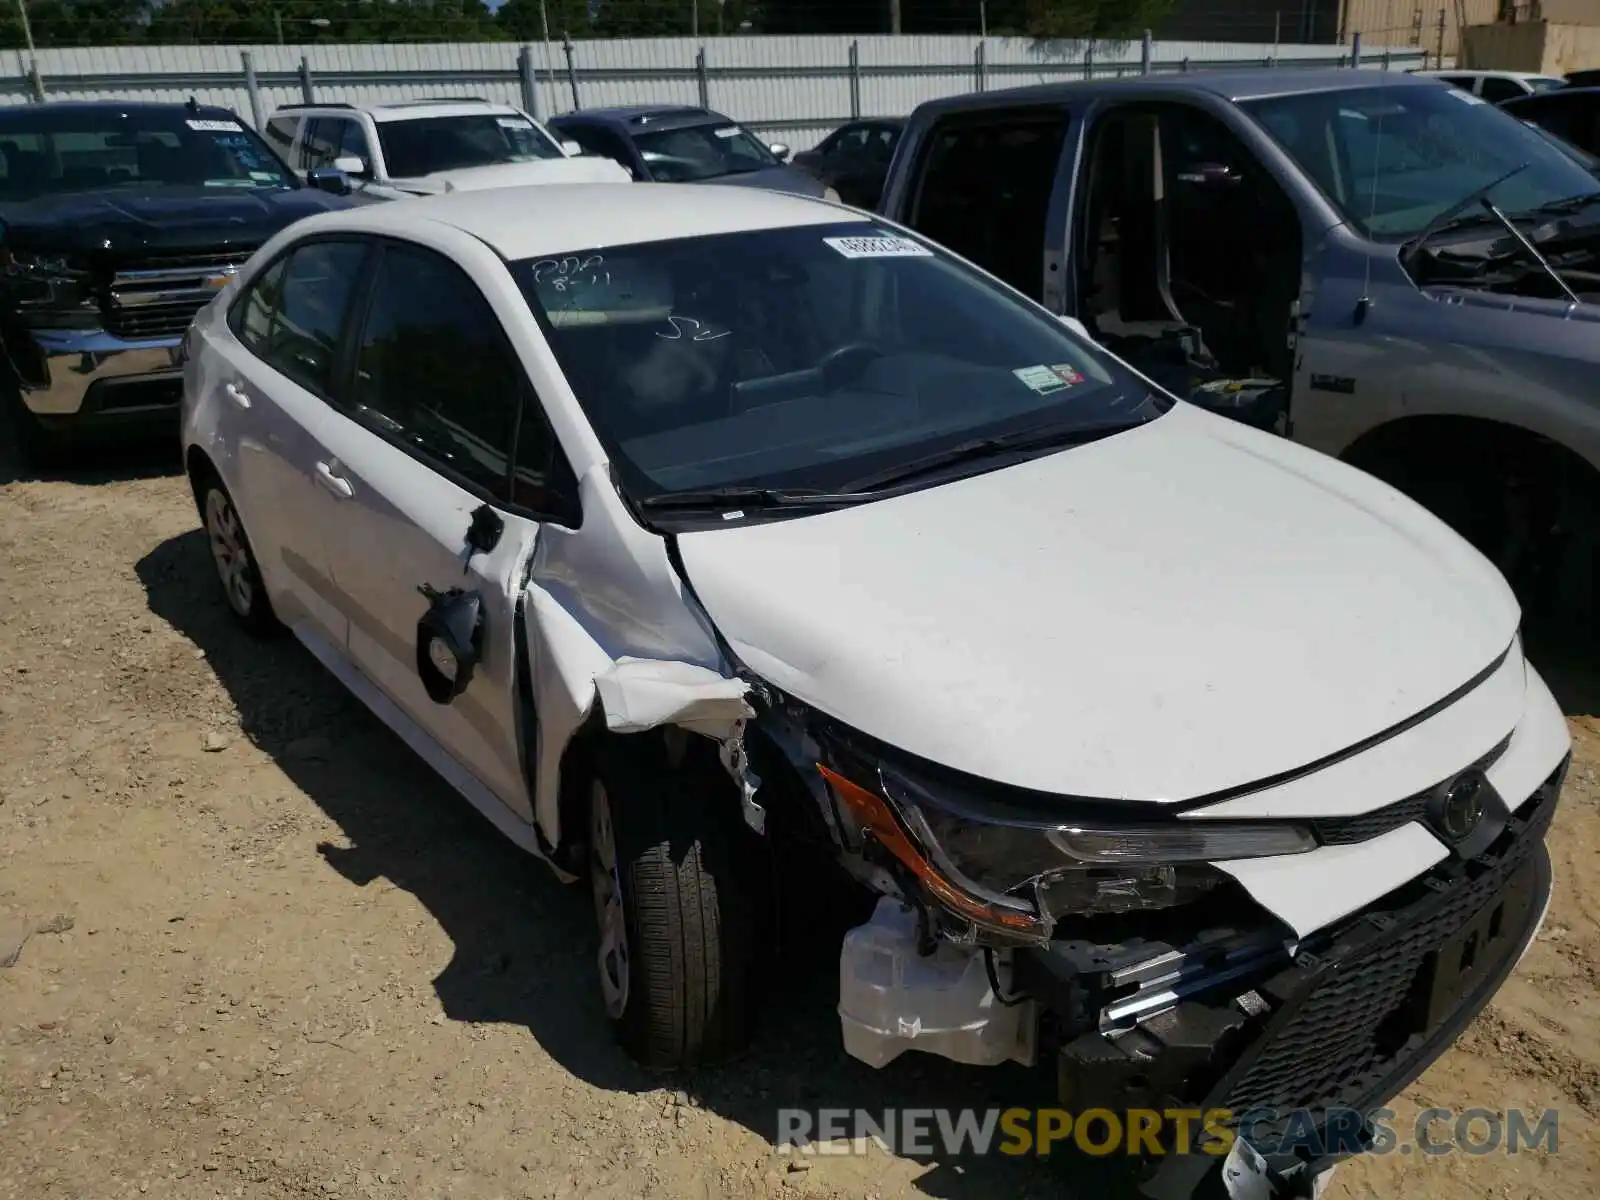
[1439, 771, 1487, 842]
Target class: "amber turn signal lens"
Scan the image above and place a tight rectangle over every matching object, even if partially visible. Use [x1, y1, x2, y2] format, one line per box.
[817, 763, 1042, 934]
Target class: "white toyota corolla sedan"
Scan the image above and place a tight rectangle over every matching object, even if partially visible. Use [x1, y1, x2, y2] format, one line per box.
[181, 183, 1570, 1198]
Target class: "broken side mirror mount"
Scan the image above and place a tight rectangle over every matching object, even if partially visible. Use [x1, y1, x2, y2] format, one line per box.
[1056, 312, 1093, 341]
[416, 584, 483, 704]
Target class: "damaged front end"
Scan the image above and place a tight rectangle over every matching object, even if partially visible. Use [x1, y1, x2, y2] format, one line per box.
[747, 687, 1566, 1199]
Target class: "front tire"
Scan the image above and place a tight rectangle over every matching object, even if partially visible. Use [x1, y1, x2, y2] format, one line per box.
[590, 735, 754, 1070]
[198, 477, 280, 636]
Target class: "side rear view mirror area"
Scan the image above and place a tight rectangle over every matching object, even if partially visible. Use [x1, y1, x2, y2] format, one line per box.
[770, 142, 791, 161]
[306, 166, 353, 196]
[560, 139, 584, 157]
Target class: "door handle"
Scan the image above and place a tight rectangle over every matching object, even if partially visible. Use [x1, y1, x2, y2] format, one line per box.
[314, 459, 354, 499]
[223, 381, 251, 410]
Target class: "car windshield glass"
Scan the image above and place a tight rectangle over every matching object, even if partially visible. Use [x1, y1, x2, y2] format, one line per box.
[1241, 84, 1600, 238]
[1530, 77, 1568, 92]
[633, 122, 776, 181]
[513, 222, 1165, 501]
[0, 107, 294, 201]
[375, 113, 562, 178]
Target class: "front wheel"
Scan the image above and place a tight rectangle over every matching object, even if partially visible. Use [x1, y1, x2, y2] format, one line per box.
[589, 735, 755, 1069]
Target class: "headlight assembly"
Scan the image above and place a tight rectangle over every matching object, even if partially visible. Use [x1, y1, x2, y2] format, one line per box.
[817, 746, 1316, 940]
[0, 247, 93, 312]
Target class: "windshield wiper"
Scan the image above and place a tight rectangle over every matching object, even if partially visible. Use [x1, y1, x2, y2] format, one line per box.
[1522, 191, 1600, 216]
[1399, 162, 1532, 268]
[637, 485, 873, 513]
[839, 419, 1146, 493]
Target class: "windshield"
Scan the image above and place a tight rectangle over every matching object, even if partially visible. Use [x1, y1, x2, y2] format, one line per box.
[1241, 83, 1600, 238]
[0, 108, 294, 201]
[514, 222, 1164, 503]
[633, 122, 777, 182]
[1530, 77, 1568, 93]
[376, 113, 563, 178]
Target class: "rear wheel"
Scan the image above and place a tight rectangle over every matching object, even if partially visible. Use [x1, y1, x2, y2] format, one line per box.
[589, 734, 755, 1069]
[198, 476, 280, 636]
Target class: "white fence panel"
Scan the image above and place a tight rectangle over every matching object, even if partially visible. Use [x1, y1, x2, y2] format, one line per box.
[1, 35, 1426, 150]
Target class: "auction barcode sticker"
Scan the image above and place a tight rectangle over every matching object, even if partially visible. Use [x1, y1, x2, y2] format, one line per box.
[188, 119, 244, 132]
[496, 116, 533, 128]
[824, 235, 934, 259]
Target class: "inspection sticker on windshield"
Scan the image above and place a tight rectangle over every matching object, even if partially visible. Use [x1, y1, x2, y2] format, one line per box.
[1050, 363, 1085, 385]
[1014, 365, 1070, 394]
[824, 235, 934, 259]
[187, 119, 243, 132]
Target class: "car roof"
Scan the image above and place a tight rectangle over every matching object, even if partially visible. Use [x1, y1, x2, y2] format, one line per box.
[273, 99, 523, 123]
[550, 105, 731, 133]
[1416, 68, 1558, 81]
[0, 99, 239, 123]
[909, 67, 1440, 116]
[1505, 85, 1600, 104]
[299, 182, 866, 260]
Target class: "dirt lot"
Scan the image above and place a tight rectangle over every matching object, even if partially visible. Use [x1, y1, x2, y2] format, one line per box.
[2, 447, 1600, 1200]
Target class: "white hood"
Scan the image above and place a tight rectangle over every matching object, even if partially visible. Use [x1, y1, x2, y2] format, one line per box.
[676, 403, 1519, 804]
[391, 156, 633, 194]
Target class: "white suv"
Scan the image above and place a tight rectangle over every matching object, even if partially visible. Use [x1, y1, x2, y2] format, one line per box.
[181, 183, 1569, 1199]
[262, 97, 630, 198]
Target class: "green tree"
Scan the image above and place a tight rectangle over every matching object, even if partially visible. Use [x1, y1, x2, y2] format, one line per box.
[6, 0, 148, 48]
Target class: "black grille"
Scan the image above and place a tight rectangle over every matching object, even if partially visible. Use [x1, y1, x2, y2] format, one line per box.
[1217, 758, 1564, 1143]
[105, 301, 210, 340]
[1308, 733, 1513, 846]
[115, 249, 256, 272]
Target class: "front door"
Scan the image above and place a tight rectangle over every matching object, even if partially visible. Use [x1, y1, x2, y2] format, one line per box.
[311, 239, 572, 820]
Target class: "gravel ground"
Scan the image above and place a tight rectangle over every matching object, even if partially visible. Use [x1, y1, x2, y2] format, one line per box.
[2, 444, 1599, 1200]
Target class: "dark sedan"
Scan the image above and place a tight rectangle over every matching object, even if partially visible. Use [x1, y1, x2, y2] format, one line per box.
[544, 105, 831, 199]
[1502, 86, 1600, 160]
[790, 117, 904, 209]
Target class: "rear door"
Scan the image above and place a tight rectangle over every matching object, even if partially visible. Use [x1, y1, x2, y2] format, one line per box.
[207, 237, 374, 643]
[308, 237, 579, 820]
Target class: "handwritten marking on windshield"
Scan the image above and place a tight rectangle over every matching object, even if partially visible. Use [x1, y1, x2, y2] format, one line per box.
[531, 255, 607, 288]
[656, 316, 732, 342]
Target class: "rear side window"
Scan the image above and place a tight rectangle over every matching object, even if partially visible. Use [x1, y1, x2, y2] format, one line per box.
[906, 112, 1069, 302]
[231, 240, 368, 395]
[350, 244, 528, 498]
[1480, 77, 1527, 104]
[264, 116, 297, 151]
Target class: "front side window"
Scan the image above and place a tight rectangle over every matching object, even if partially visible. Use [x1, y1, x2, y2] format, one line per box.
[514, 221, 1164, 507]
[351, 244, 525, 497]
[1243, 84, 1600, 238]
[0, 107, 295, 200]
[375, 113, 563, 179]
[632, 121, 776, 182]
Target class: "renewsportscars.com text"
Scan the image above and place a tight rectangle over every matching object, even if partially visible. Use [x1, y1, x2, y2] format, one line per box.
[775, 1106, 1560, 1159]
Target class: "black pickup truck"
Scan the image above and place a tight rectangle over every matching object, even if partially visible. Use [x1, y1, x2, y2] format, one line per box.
[0, 99, 357, 465]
